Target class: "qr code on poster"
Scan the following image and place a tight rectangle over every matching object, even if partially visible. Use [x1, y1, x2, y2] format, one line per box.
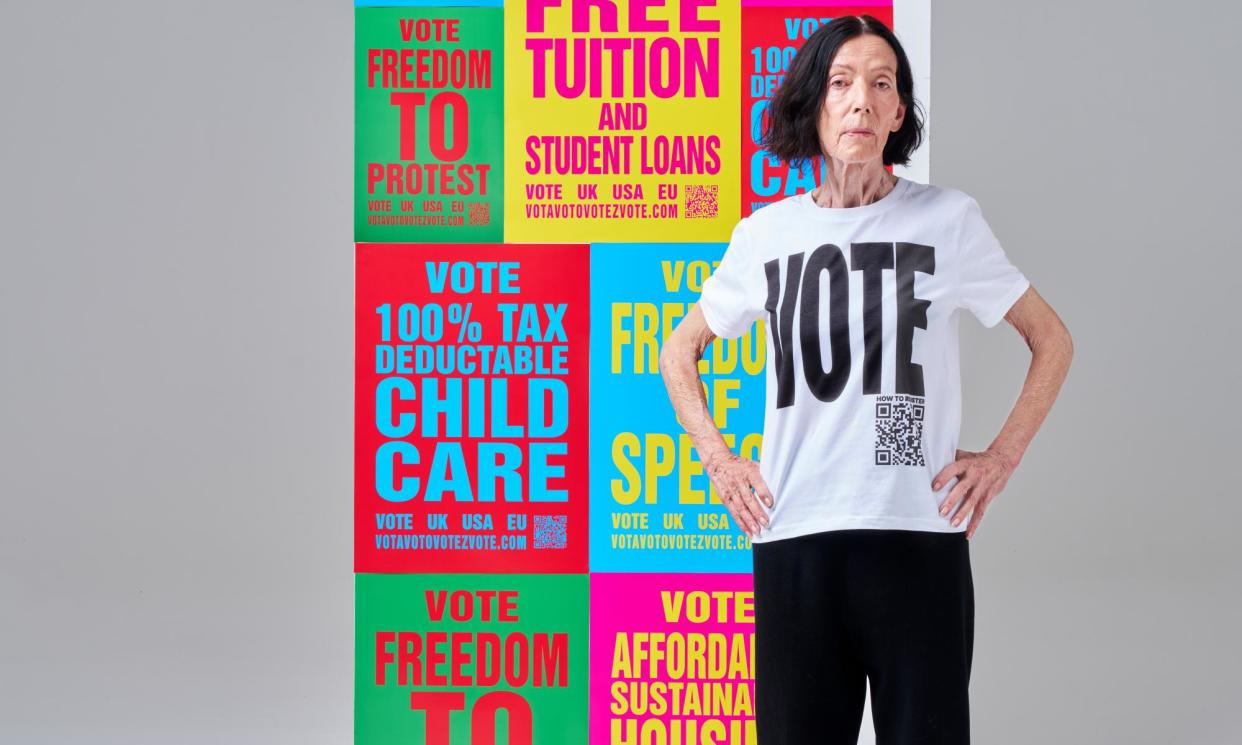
[874, 398, 926, 466]
[468, 202, 490, 226]
[684, 184, 718, 218]
[533, 515, 567, 549]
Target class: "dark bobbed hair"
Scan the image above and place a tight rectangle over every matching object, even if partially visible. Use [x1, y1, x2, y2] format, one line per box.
[760, 15, 925, 169]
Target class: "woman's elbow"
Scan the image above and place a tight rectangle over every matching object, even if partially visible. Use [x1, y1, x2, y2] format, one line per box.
[658, 334, 685, 378]
[660, 305, 713, 378]
[1037, 319, 1074, 365]
[1050, 314, 1074, 360]
[658, 326, 697, 380]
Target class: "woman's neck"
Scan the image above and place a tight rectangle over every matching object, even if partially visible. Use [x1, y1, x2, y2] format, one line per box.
[812, 161, 897, 208]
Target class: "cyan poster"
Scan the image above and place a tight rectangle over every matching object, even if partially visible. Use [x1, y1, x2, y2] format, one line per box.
[590, 242, 766, 574]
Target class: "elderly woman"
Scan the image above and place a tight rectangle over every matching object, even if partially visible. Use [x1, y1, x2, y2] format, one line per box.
[658, 14, 1073, 745]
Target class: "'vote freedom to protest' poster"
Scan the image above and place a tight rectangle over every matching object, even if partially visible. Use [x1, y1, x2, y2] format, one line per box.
[504, 0, 742, 244]
[356, 6, 504, 242]
[355, 243, 590, 574]
[356, 573, 589, 745]
[590, 241, 765, 574]
[590, 573, 757, 745]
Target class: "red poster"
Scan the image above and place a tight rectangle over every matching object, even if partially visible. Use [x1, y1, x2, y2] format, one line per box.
[355, 243, 590, 573]
[741, 5, 895, 216]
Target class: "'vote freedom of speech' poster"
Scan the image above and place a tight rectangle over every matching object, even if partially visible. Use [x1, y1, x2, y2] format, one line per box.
[356, 6, 504, 242]
[589, 573, 757, 745]
[504, 0, 742, 243]
[357, 573, 589, 745]
[590, 242, 765, 574]
[741, 3, 895, 216]
[355, 243, 590, 574]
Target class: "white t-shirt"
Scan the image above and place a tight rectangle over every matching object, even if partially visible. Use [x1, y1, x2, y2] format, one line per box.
[698, 176, 1030, 543]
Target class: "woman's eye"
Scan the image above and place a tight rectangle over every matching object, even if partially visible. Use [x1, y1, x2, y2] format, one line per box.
[877, 81, 890, 88]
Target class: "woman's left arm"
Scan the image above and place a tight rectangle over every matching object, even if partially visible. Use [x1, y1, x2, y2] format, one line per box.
[932, 284, 1075, 538]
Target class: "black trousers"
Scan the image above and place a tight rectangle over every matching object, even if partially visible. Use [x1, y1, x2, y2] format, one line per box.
[752, 529, 975, 745]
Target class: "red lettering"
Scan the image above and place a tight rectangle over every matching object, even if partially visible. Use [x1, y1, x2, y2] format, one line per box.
[428, 91, 468, 161]
[398, 631, 422, 685]
[390, 91, 426, 160]
[409, 691, 466, 745]
[374, 631, 395, 685]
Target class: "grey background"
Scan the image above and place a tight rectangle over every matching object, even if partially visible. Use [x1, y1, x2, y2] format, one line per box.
[0, 1, 1237, 742]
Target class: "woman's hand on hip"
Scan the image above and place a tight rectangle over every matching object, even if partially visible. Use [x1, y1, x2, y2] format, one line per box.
[704, 451, 774, 539]
[932, 448, 1016, 539]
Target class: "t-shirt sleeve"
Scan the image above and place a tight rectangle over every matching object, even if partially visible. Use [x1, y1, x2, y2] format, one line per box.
[955, 197, 1031, 328]
[698, 217, 767, 339]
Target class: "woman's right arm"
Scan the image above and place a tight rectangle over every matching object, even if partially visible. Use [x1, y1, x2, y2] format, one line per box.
[657, 302, 773, 539]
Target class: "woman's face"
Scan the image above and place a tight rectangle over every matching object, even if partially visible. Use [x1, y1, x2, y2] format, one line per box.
[816, 34, 906, 166]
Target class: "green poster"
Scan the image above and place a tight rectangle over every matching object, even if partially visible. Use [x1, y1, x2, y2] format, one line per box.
[355, 573, 588, 745]
[356, 7, 503, 242]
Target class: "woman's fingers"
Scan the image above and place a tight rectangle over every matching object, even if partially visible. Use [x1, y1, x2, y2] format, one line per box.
[965, 495, 990, 538]
[738, 484, 770, 532]
[737, 466, 774, 536]
[705, 456, 775, 538]
[724, 462, 767, 537]
[752, 474, 776, 509]
[729, 491, 761, 537]
[940, 471, 972, 518]
[942, 453, 1009, 535]
[932, 457, 968, 491]
[720, 498, 748, 536]
[950, 485, 980, 527]
[714, 469, 753, 537]
[730, 472, 765, 536]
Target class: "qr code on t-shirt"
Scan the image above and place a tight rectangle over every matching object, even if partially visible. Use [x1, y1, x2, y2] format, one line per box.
[874, 398, 926, 466]
[533, 515, 566, 549]
[684, 184, 718, 218]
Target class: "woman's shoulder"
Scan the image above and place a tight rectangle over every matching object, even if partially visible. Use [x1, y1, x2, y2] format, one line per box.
[901, 178, 976, 213]
[909, 180, 993, 221]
